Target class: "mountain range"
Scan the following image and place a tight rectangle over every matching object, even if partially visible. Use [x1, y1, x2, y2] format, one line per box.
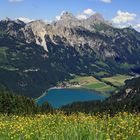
[0, 12, 140, 98]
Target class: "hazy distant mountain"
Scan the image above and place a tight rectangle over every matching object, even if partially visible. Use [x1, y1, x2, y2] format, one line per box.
[0, 12, 140, 97]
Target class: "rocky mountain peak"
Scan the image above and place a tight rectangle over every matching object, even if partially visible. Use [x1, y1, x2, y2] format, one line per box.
[27, 20, 46, 28]
[25, 20, 48, 52]
[0, 13, 140, 97]
[86, 13, 105, 24]
[60, 12, 77, 21]
[90, 13, 104, 21]
[2, 17, 11, 22]
[15, 19, 26, 26]
[1, 17, 25, 27]
[51, 12, 80, 30]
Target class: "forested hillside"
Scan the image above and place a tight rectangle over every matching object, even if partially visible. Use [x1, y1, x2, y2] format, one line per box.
[0, 13, 140, 97]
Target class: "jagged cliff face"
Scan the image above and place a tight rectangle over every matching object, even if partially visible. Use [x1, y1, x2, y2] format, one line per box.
[1, 12, 140, 62]
[0, 12, 140, 97]
[24, 21, 48, 51]
[4, 12, 140, 63]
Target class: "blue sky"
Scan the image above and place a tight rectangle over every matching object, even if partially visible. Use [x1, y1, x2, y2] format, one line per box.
[0, 0, 140, 30]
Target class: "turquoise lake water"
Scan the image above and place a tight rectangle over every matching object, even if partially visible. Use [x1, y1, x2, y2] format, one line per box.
[36, 88, 106, 108]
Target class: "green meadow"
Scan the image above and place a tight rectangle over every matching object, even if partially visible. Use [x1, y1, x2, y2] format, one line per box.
[61, 74, 132, 95]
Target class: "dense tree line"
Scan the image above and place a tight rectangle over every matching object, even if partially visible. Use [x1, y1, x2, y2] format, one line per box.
[0, 85, 53, 115]
[0, 77, 140, 115]
[61, 99, 140, 115]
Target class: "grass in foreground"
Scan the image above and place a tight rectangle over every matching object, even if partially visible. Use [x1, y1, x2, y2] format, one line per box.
[0, 112, 140, 140]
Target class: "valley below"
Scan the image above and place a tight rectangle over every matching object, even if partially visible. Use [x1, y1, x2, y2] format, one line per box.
[36, 88, 106, 108]
[0, 8, 140, 140]
[36, 74, 133, 108]
[0, 12, 140, 98]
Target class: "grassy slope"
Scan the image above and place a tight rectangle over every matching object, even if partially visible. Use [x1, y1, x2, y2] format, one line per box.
[59, 75, 132, 96]
[102, 74, 132, 87]
[0, 47, 18, 71]
[0, 47, 7, 62]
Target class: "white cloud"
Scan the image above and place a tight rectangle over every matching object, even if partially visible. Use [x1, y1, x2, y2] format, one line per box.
[9, 0, 24, 2]
[56, 11, 65, 20]
[101, 0, 112, 3]
[112, 10, 136, 24]
[134, 24, 140, 29]
[134, 23, 140, 31]
[43, 20, 50, 24]
[17, 17, 51, 24]
[116, 24, 131, 29]
[83, 9, 95, 16]
[77, 14, 87, 20]
[17, 17, 33, 23]
[77, 8, 95, 20]
[112, 20, 140, 32]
